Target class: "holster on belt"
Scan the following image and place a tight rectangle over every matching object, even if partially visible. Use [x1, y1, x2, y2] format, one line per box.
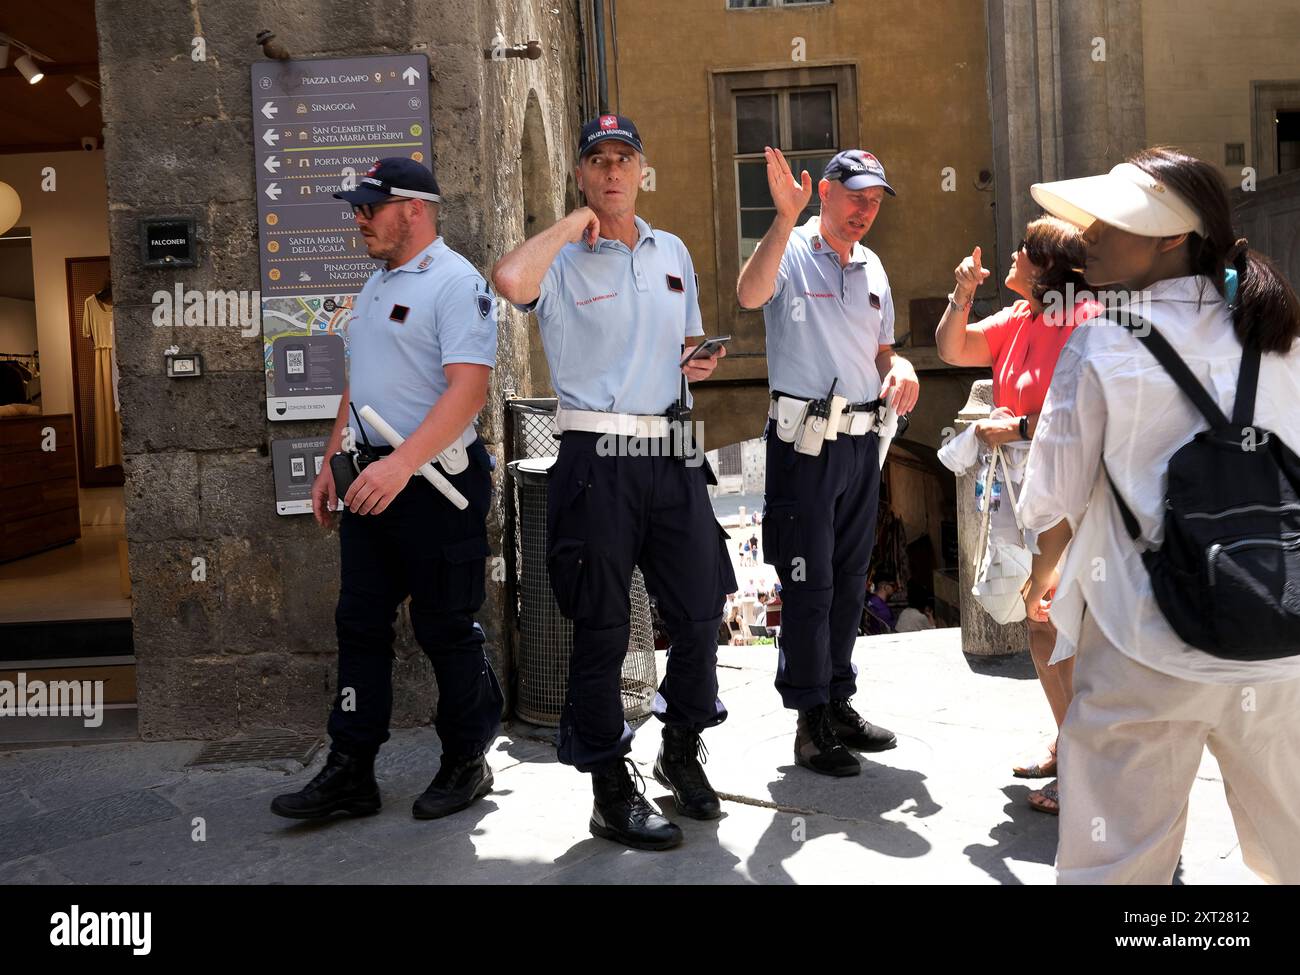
[667, 373, 716, 483]
[792, 378, 837, 456]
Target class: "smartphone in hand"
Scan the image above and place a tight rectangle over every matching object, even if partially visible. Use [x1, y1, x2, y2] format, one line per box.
[680, 335, 731, 369]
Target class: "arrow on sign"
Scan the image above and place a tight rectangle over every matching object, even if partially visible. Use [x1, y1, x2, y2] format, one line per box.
[263, 155, 280, 173]
[403, 66, 420, 86]
[265, 182, 281, 200]
[262, 129, 280, 146]
[261, 101, 279, 119]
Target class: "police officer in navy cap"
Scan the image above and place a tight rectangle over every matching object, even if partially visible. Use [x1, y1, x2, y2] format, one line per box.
[272, 157, 504, 822]
[493, 115, 737, 850]
[737, 147, 920, 776]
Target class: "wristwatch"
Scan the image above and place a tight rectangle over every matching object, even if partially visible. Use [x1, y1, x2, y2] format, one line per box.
[948, 291, 973, 312]
[1018, 415, 1030, 439]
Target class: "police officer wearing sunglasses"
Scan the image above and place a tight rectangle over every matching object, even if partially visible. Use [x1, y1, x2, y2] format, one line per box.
[272, 158, 503, 823]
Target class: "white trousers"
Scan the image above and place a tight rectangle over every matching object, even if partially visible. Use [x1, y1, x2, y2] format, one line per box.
[1057, 610, 1300, 884]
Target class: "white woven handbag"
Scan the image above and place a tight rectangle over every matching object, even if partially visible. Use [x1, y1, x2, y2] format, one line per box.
[970, 444, 1031, 625]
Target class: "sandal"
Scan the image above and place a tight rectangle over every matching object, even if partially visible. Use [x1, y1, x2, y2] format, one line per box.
[1012, 738, 1057, 779]
[1027, 780, 1059, 815]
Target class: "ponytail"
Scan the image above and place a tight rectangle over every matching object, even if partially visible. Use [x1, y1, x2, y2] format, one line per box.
[1130, 147, 1300, 354]
[1230, 244, 1300, 354]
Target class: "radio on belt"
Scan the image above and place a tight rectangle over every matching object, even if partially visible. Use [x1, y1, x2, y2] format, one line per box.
[794, 377, 837, 456]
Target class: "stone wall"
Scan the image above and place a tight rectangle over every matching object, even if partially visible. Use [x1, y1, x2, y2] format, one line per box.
[97, 0, 581, 739]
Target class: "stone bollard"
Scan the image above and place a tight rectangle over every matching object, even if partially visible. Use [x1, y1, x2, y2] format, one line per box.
[953, 380, 1028, 656]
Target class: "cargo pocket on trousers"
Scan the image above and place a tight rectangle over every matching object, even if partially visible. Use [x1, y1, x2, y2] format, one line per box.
[762, 501, 800, 572]
[547, 536, 589, 620]
[547, 451, 593, 538]
[439, 534, 492, 612]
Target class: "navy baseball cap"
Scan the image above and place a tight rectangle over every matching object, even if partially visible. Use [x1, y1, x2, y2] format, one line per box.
[578, 114, 644, 160]
[334, 157, 442, 205]
[823, 150, 896, 196]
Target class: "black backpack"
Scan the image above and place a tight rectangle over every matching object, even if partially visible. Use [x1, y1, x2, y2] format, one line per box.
[1104, 315, 1300, 660]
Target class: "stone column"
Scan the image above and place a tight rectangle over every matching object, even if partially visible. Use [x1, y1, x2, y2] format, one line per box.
[98, 0, 582, 739]
[986, 0, 1055, 307]
[1056, 0, 1147, 178]
[985, 0, 1146, 304]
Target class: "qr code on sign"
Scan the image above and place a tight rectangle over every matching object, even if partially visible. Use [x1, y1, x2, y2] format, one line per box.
[287, 349, 305, 374]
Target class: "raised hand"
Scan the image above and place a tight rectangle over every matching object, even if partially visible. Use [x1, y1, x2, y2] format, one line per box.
[953, 245, 990, 303]
[765, 146, 813, 223]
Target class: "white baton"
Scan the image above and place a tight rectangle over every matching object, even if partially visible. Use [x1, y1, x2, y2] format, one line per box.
[357, 405, 469, 510]
[877, 400, 900, 470]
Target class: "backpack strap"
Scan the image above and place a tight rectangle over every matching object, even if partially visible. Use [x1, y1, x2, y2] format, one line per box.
[1107, 313, 1230, 429]
[1104, 461, 1143, 544]
[1231, 342, 1261, 428]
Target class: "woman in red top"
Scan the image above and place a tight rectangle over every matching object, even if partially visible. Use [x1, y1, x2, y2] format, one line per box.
[936, 216, 1101, 814]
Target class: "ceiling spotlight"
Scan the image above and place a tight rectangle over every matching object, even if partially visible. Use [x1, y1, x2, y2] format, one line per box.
[67, 80, 92, 107]
[0, 43, 10, 70]
[15, 53, 44, 84]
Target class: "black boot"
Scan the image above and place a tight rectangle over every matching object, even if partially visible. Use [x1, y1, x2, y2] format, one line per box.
[653, 726, 721, 820]
[794, 704, 861, 777]
[829, 697, 897, 751]
[270, 750, 381, 819]
[412, 752, 493, 820]
[590, 758, 683, 851]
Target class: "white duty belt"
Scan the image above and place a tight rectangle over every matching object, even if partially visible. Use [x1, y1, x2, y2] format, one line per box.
[556, 408, 672, 438]
[768, 396, 882, 437]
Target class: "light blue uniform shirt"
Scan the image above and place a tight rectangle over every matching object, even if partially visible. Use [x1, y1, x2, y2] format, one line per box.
[346, 237, 497, 444]
[524, 216, 704, 415]
[763, 216, 895, 403]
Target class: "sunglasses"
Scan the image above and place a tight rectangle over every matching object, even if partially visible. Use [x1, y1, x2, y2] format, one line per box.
[350, 197, 409, 220]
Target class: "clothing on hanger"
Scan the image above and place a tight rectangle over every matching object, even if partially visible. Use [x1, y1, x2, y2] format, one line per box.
[82, 294, 122, 467]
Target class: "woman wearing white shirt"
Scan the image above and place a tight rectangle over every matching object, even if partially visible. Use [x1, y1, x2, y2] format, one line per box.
[1019, 146, 1300, 884]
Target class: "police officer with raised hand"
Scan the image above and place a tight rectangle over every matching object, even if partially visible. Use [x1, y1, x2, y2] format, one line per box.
[272, 158, 504, 823]
[737, 147, 919, 777]
[492, 115, 736, 851]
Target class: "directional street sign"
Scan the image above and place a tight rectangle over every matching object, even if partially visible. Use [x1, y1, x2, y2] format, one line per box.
[251, 53, 433, 298]
[250, 54, 434, 423]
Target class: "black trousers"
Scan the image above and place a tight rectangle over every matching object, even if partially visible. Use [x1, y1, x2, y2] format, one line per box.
[328, 440, 503, 760]
[546, 432, 738, 771]
[763, 425, 881, 711]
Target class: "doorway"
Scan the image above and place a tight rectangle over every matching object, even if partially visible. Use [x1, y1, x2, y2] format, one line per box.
[0, 67, 135, 741]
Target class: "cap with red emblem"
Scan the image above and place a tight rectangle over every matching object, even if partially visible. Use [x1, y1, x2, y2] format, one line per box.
[577, 114, 644, 160]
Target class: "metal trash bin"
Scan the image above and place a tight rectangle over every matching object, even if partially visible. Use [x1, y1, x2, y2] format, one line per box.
[508, 453, 658, 728]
